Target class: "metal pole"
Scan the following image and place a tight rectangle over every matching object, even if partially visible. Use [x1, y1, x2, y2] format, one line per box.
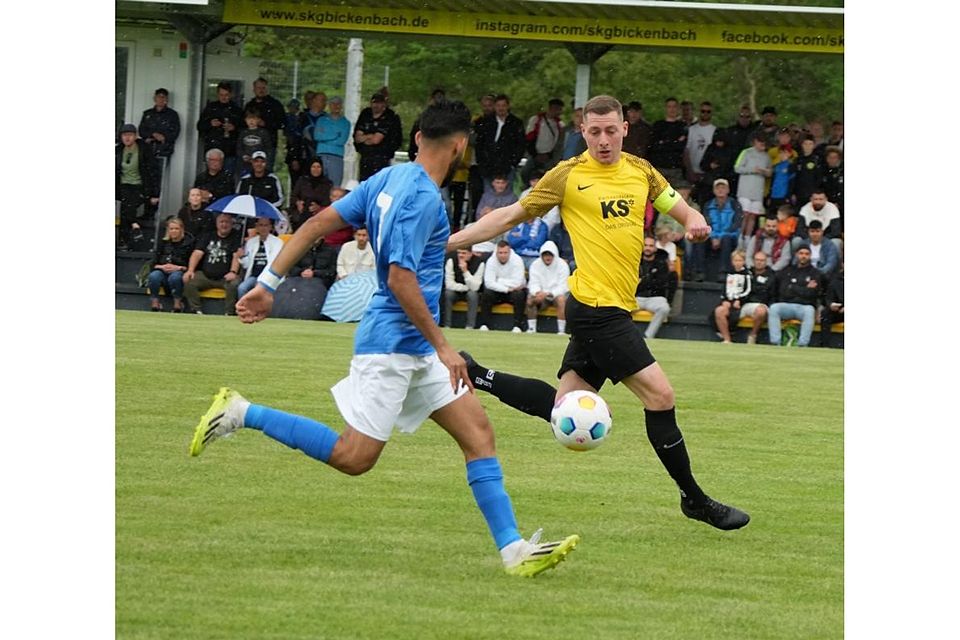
[292, 59, 299, 102]
[343, 38, 364, 187]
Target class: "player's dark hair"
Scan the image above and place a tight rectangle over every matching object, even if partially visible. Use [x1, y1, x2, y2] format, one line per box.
[417, 99, 472, 140]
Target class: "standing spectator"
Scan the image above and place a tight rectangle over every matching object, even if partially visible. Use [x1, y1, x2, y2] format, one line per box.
[479, 241, 527, 333]
[648, 97, 687, 184]
[236, 108, 273, 178]
[712, 249, 752, 344]
[193, 148, 234, 205]
[561, 106, 587, 160]
[792, 135, 824, 206]
[816, 121, 844, 156]
[684, 101, 716, 188]
[408, 88, 447, 162]
[289, 158, 333, 231]
[177, 188, 213, 239]
[680, 100, 696, 127]
[243, 77, 286, 169]
[283, 98, 303, 144]
[696, 128, 735, 206]
[767, 244, 821, 347]
[792, 219, 839, 277]
[687, 179, 741, 282]
[622, 100, 653, 159]
[755, 106, 780, 147]
[313, 96, 351, 187]
[284, 105, 314, 188]
[299, 91, 328, 152]
[336, 227, 375, 280]
[237, 217, 284, 300]
[746, 215, 792, 272]
[818, 262, 844, 347]
[197, 81, 243, 177]
[475, 174, 518, 220]
[821, 146, 844, 220]
[525, 98, 565, 176]
[467, 94, 497, 218]
[525, 240, 570, 335]
[236, 151, 283, 209]
[767, 128, 797, 212]
[183, 213, 243, 315]
[635, 236, 674, 339]
[795, 190, 842, 250]
[443, 248, 485, 329]
[138, 87, 180, 175]
[147, 217, 194, 313]
[353, 93, 402, 181]
[734, 132, 772, 240]
[726, 105, 757, 157]
[474, 94, 526, 192]
[115, 123, 159, 250]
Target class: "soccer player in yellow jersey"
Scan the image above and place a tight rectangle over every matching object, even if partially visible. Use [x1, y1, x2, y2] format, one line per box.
[449, 95, 749, 530]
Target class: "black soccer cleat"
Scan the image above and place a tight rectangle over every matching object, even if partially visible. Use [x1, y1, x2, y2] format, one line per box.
[681, 496, 750, 531]
[459, 350, 478, 369]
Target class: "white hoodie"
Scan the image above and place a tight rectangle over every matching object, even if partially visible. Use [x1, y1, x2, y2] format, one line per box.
[527, 240, 570, 297]
[483, 248, 526, 292]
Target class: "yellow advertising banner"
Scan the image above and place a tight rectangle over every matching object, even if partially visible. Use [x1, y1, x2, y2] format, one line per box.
[223, 0, 843, 54]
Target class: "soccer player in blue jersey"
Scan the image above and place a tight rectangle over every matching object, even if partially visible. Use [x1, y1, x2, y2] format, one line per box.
[188, 100, 579, 577]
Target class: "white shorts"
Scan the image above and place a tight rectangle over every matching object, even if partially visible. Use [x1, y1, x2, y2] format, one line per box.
[331, 353, 468, 442]
[740, 302, 766, 317]
[738, 197, 764, 215]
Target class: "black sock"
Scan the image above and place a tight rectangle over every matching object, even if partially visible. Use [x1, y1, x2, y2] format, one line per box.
[466, 360, 555, 423]
[645, 408, 707, 505]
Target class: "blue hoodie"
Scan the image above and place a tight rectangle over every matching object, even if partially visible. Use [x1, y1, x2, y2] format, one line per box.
[705, 197, 743, 240]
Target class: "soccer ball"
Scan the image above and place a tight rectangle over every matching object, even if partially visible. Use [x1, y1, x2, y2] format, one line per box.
[550, 390, 613, 451]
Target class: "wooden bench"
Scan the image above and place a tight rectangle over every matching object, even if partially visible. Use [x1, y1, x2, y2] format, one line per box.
[450, 301, 658, 323]
[737, 317, 844, 333]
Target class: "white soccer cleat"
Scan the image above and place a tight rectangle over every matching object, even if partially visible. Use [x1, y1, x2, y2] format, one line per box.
[189, 387, 248, 456]
[503, 528, 580, 577]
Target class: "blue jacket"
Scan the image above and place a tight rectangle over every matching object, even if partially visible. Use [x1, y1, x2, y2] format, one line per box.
[705, 197, 743, 240]
[793, 238, 839, 277]
[507, 218, 549, 258]
[312, 114, 352, 157]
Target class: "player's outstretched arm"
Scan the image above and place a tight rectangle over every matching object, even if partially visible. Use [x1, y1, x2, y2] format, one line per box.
[664, 198, 711, 243]
[447, 202, 529, 251]
[387, 264, 474, 394]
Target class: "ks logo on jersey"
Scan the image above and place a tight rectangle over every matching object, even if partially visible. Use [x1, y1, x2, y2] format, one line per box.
[600, 198, 634, 219]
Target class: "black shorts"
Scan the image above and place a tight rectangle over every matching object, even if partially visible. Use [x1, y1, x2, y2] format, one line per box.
[557, 295, 657, 391]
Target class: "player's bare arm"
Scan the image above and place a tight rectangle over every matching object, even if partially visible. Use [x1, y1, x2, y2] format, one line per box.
[447, 201, 530, 251]
[236, 206, 349, 324]
[387, 264, 474, 393]
[664, 197, 711, 243]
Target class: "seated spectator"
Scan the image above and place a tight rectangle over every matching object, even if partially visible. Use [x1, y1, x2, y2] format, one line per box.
[525, 240, 570, 334]
[321, 186, 357, 250]
[712, 249, 753, 344]
[183, 213, 243, 315]
[178, 188, 214, 238]
[741, 250, 775, 344]
[147, 217, 194, 312]
[746, 215, 792, 272]
[768, 243, 821, 347]
[635, 236, 674, 339]
[336, 226, 375, 280]
[288, 237, 339, 289]
[237, 217, 284, 300]
[795, 189, 842, 251]
[237, 108, 273, 176]
[479, 241, 527, 333]
[506, 215, 549, 270]
[236, 150, 283, 209]
[793, 219, 838, 278]
[289, 158, 333, 231]
[475, 174, 517, 220]
[818, 261, 844, 347]
[549, 218, 575, 272]
[654, 226, 677, 271]
[775, 203, 798, 241]
[443, 248, 485, 329]
[519, 170, 560, 231]
[686, 178, 741, 282]
[116, 123, 159, 250]
[193, 148, 235, 205]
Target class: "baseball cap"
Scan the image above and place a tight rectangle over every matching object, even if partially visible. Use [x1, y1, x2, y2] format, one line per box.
[329, 95, 343, 104]
[762, 106, 777, 115]
[713, 178, 729, 188]
[370, 93, 386, 103]
[251, 150, 267, 160]
[119, 123, 137, 134]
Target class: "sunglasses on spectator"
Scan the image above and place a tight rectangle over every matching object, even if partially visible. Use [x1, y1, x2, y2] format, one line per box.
[701, 109, 712, 114]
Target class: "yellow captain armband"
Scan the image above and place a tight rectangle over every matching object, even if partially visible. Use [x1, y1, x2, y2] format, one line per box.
[652, 187, 682, 215]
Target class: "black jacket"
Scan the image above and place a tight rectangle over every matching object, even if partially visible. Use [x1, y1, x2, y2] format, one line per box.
[792, 153, 824, 205]
[289, 241, 339, 288]
[197, 99, 244, 155]
[177, 204, 215, 239]
[236, 173, 283, 207]
[116, 139, 159, 198]
[773, 263, 822, 306]
[474, 112, 526, 178]
[139, 106, 181, 158]
[647, 120, 687, 169]
[636, 249, 673, 298]
[353, 107, 403, 161]
[193, 169, 236, 204]
[821, 164, 844, 213]
[746, 268, 775, 305]
[153, 234, 196, 268]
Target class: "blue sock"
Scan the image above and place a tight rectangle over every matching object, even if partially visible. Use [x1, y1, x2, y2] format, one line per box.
[244, 404, 339, 463]
[466, 457, 522, 550]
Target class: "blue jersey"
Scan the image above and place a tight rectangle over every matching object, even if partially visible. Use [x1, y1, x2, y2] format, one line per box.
[332, 163, 448, 356]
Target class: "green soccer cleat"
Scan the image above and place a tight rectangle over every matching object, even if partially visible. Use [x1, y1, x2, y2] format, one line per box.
[504, 529, 580, 577]
[189, 387, 246, 457]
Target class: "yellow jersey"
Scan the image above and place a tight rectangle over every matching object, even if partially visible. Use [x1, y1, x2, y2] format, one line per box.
[519, 151, 677, 311]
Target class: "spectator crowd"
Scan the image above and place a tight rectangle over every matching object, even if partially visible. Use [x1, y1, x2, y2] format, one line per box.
[118, 80, 843, 346]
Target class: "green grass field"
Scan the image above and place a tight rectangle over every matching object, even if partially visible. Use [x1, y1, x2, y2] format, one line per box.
[116, 311, 843, 639]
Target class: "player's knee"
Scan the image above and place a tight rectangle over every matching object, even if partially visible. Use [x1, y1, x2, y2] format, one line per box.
[647, 380, 675, 410]
[339, 453, 377, 476]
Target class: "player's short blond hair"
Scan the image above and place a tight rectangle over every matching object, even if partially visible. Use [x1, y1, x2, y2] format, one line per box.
[583, 95, 623, 120]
